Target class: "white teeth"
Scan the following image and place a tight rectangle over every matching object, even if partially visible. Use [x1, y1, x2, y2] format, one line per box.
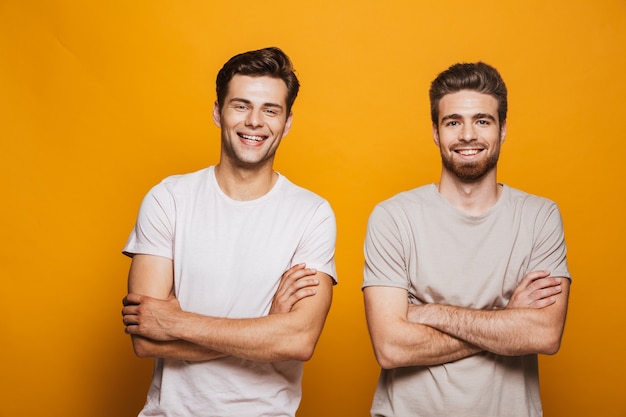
[241, 134, 265, 142]
[458, 149, 479, 155]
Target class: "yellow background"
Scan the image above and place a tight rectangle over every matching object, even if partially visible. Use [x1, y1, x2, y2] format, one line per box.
[1, 0, 624, 416]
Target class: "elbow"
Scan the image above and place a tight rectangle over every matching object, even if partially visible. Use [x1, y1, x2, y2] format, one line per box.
[372, 343, 403, 369]
[534, 324, 565, 355]
[269, 330, 319, 362]
[291, 345, 316, 362]
[376, 356, 397, 370]
[131, 336, 155, 359]
[280, 319, 328, 361]
[538, 335, 562, 355]
[286, 334, 318, 362]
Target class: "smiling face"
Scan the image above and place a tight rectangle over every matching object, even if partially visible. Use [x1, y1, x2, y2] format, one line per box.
[433, 89, 506, 183]
[213, 74, 292, 171]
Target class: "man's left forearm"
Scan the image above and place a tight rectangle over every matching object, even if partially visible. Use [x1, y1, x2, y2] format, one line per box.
[415, 300, 567, 356]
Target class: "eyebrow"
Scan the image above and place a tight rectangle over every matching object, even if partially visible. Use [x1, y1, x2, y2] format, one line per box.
[229, 97, 284, 110]
[441, 113, 497, 123]
[473, 113, 497, 122]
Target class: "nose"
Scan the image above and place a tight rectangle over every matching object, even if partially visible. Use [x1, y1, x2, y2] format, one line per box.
[245, 108, 264, 127]
[459, 124, 476, 141]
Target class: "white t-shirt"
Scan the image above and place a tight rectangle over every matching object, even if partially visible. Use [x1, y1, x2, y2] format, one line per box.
[124, 166, 337, 417]
[363, 184, 570, 417]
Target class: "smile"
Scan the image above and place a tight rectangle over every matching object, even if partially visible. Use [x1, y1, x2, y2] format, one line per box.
[455, 149, 482, 156]
[239, 133, 267, 142]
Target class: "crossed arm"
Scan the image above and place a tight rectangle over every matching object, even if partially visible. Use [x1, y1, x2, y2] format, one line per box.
[122, 254, 332, 362]
[364, 270, 570, 369]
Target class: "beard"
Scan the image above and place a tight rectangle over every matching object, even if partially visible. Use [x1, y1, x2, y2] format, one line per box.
[440, 142, 501, 182]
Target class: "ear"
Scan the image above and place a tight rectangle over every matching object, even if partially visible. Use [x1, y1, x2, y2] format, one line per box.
[432, 123, 441, 147]
[500, 122, 507, 144]
[281, 112, 294, 138]
[212, 101, 221, 128]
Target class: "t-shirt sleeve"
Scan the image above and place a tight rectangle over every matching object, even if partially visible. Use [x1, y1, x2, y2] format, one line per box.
[122, 182, 175, 259]
[362, 204, 410, 290]
[528, 201, 571, 281]
[291, 200, 338, 284]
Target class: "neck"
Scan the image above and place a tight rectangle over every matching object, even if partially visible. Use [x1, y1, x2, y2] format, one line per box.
[214, 162, 278, 201]
[436, 170, 501, 216]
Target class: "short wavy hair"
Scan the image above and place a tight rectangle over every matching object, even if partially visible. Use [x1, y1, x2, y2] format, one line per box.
[429, 62, 508, 126]
[216, 47, 300, 115]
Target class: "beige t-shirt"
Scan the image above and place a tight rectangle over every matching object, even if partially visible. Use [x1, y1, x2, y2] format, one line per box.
[363, 184, 570, 417]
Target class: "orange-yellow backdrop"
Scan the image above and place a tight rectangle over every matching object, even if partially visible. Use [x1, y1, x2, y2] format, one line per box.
[1, 0, 625, 416]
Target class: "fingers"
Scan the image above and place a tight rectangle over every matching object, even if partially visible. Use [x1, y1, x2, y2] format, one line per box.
[282, 264, 319, 295]
[269, 264, 320, 314]
[526, 276, 562, 298]
[518, 271, 562, 298]
[122, 293, 143, 306]
[121, 294, 181, 340]
[519, 270, 551, 286]
[527, 295, 557, 309]
[122, 310, 138, 326]
[277, 264, 318, 293]
[121, 298, 140, 333]
[273, 280, 319, 306]
[526, 281, 562, 308]
[508, 271, 562, 310]
[290, 276, 320, 292]
[121, 294, 144, 334]
[292, 284, 318, 299]
[281, 263, 318, 282]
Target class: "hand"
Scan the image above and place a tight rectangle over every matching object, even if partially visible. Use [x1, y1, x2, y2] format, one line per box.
[507, 270, 563, 309]
[122, 293, 183, 341]
[269, 263, 319, 314]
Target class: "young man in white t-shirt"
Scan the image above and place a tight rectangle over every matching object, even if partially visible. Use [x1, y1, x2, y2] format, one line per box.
[122, 47, 336, 417]
[363, 62, 571, 416]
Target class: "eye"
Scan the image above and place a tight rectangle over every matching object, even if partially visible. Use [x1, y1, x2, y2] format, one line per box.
[263, 108, 279, 116]
[476, 119, 490, 125]
[445, 120, 459, 127]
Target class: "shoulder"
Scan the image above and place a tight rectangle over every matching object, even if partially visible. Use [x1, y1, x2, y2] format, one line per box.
[505, 185, 559, 212]
[373, 184, 435, 216]
[158, 167, 211, 190]
[503, 185, 564, 230]
[365, 185, 435, 235]
[277, 175, 333, 211]
[145, 167, 212, 199]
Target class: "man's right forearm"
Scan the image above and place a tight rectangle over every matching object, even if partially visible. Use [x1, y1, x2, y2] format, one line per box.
[365, 286, 482, 368]
[405, 324, 482, 367]
[406, 305, 482, 365]
[371, 321, 483, 369]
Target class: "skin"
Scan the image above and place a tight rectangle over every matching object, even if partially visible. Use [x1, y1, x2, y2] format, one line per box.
[122, 75, 333, 363]
[364, 89, 570, 369]
[123, 258, 330, 362]
[213, 74, 293, 200]
[434, 90, 506, 215]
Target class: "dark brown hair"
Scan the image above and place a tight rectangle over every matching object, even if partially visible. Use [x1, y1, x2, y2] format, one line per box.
[429, 62, 508, 126]
[216, 47, 300, 114]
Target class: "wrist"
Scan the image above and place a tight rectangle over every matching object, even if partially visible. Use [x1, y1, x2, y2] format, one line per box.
[172, 310, 196, 341]
[418, 303, 434, 326]
[407, 303, 436, 326]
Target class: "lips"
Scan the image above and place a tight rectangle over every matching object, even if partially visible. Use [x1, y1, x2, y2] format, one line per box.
[455, 149, 482, 156]
[238, 133, 267, 142]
